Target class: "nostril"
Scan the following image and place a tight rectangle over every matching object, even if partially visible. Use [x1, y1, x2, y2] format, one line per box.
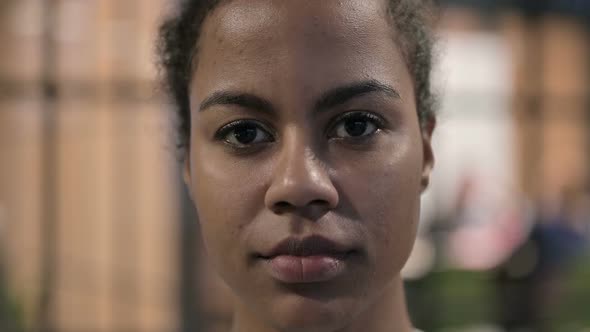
[309, 199, 328, 206]
[273, 199, 327, 211]
[271, 199, 333, 218]
[276, 201, 291, 209]
[273, 201, 293, 214]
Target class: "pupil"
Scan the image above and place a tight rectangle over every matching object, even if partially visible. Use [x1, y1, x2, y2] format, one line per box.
[345, 119, 367, 137]
[234, 125, 257, 144]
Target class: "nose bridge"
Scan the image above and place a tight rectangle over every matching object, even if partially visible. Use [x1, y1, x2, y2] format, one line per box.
[277, 128, 326, 190]
[264, 127, 339, 211]
[281, 133, 320, 180]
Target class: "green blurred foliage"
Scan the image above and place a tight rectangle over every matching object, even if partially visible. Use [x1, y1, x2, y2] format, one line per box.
[0, 274, 24, 332]
[407, 256, 590, 331]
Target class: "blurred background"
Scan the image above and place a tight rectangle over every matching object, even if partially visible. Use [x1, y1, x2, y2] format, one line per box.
[0, 0, 589, 331]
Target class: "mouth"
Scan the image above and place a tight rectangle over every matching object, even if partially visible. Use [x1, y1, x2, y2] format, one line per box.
[256, 235, 359, 284]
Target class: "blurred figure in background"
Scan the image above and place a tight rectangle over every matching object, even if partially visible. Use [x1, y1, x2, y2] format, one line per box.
[495, 185, 589, 332]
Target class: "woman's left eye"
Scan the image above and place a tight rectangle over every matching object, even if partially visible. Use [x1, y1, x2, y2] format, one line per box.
[329, 112, 383, 139]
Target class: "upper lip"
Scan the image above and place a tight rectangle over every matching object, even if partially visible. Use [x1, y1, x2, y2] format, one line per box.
[259, 235, 355, 258]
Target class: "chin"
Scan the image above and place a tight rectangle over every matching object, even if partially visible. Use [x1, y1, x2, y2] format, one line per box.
[266, 290, 360, 332]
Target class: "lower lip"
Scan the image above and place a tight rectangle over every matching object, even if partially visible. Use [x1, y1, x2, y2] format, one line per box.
[263, 254, 348, 283]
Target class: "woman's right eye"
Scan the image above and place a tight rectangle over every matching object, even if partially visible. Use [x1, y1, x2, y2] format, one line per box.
[215, 120, 274, 148]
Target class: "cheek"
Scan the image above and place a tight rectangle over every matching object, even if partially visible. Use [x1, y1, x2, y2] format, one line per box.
[336, 136, 423, 269]
[373, 157, 421, 241]
[189, 148, 268, 263]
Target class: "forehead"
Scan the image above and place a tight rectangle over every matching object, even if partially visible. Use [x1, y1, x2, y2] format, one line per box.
[192, 0, 411, 109]
[204, 0, 388, 44]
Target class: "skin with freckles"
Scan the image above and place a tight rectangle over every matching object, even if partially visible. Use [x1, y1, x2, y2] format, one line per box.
[182, 1, 435, 332]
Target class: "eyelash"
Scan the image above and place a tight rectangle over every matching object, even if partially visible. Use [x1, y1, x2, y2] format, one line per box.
[214, 111, 386, 150]
[213, 119, 275, 145]
[326, 111, 386, 139]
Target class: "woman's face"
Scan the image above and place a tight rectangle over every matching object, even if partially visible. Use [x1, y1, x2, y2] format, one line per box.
[185, 0, 433, 330]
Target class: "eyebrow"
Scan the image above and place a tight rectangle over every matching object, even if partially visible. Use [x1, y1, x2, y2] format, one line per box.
[199, 91, 275, 114]
[315, 79, 401, 111]
[198, 79, 401, 114]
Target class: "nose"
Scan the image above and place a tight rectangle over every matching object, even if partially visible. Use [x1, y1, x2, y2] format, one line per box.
[264, 137, 339, 215]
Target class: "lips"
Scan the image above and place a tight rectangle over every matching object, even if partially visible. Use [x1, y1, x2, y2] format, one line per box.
[257, 235, 356, 283]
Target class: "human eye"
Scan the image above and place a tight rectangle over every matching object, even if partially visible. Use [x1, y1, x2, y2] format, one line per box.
[214, 119, 275, 149]
[327, 111, 386, 140]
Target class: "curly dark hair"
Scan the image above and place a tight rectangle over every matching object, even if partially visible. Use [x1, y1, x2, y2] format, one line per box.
[156, 0, 437, 159]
